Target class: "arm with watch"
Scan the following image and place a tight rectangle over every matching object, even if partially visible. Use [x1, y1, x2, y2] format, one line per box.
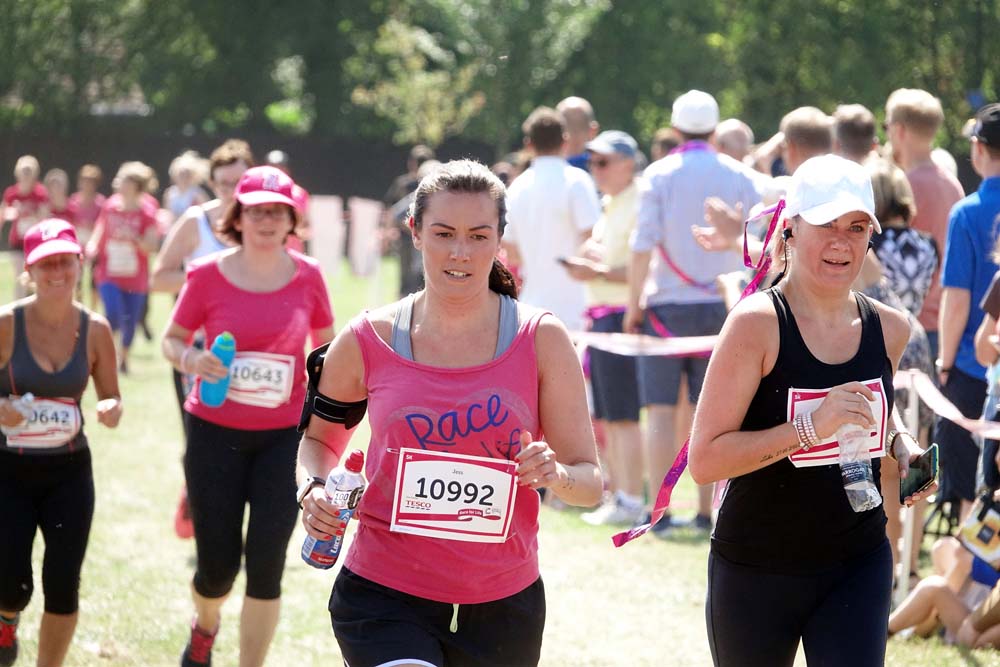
[296, 328, 369, 542]
[936, 286, 971, 385]
[885, 403, 938, 507]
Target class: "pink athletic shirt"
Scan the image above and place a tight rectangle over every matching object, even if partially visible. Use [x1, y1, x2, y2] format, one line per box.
[68, 193, 106, 242]
[171, 251, 333, 430]
[344, 308, 547, 604]
[4, 183, 49, 249]
[93, 196, 157, 292]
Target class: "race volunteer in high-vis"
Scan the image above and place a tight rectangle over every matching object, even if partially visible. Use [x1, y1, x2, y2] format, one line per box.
[689, 155, 935, 667]
[162, 166, 334, 667]
[0, 219, 122, 667]
[296, 160, 601, 667]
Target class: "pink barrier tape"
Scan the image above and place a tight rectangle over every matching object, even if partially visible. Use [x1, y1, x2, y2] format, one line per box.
[570, 331, 717, 358]
[896, 369, 1000, 440]
[612, 200, 786, 548]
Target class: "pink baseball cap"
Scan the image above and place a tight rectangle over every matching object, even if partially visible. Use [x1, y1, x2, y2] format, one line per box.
[24, 219, 82, 266]
[235, 166, 297, 208]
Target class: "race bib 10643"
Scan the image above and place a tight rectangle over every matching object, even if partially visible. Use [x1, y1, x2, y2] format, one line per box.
[390, 448, 518, 543]
[786, 378, 887, 468]
[226, 352, 295, 408]
[3, 398, 81, 449]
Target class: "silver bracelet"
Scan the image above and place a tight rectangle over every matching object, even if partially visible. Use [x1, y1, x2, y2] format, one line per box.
[793, 414, 813, 451]
[793, 413, 820, 451]
[803, 412, 819, 448]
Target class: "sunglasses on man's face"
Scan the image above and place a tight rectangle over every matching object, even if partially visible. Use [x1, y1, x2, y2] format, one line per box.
[590, 157, 618, 169]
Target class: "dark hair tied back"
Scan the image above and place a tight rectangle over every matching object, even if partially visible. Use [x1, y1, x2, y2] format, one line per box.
[489, 258, 518, 299]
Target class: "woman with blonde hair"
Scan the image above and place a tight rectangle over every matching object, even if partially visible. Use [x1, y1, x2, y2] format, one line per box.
[691, 154, 935, 666]
[3, 156, 49, 299]
[164, 150, 210, 222]
[86, 162, 160, 372]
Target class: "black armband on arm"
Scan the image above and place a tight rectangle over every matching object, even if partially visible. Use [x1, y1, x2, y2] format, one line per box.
[297, 343, 368, 432]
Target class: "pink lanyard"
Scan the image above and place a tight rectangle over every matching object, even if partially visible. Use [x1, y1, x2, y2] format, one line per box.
[657, 140, 728, 294]
[656, 244, 717, 293]
[668, 140, 714, 155]
[613, 200, 786, 547]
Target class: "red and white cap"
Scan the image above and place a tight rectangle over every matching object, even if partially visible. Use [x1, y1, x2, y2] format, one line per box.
[24, 219, 82, 266]
[235, 166, 297, 208]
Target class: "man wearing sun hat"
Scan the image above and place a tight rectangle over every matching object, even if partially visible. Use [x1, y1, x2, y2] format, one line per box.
[936, 103, 1000, 517]
[626, 89, 762, 535]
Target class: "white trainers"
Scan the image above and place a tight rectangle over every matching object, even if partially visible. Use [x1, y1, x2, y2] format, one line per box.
[582, 495, 644, 526]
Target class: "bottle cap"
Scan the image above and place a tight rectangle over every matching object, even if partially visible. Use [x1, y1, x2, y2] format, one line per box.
[215, 331, 236, 349]
[345, 449, 365, 473]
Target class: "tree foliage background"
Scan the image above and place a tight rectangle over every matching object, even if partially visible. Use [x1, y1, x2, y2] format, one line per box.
[1, 0, 997, 158]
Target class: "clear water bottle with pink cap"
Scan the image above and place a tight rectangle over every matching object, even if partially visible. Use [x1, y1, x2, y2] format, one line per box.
[301, 450, 366, 569]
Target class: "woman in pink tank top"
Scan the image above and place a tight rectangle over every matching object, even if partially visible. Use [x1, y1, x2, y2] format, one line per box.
[297, 160, 601, 667]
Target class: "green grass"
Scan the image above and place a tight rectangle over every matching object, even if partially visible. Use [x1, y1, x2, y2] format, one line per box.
[6, 255, 1000, 666]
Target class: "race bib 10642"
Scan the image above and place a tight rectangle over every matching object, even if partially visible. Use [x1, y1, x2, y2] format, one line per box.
[390, 448, 518, 543]
[3, 398, 81, 449]
[226, 352, 295, 408]
[786, 378, 887, 468]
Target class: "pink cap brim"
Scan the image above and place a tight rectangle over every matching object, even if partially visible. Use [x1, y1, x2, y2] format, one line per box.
[237, 191, 297, 208]
[25, 240, 83, 266]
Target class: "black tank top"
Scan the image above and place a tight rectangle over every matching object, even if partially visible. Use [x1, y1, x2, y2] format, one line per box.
[711, 288, 892, 573]
[0, 305, 90, 455]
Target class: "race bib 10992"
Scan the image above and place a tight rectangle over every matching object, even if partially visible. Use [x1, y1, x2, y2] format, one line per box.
[390, 448, 518, 543]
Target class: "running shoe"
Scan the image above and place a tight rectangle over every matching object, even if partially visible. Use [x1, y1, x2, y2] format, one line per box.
[0, 615, 17, 667]
[582, 495, 644, 526]
[692, 513, 713, 532]
[633, 511, 674, 536]
[174, 486, 194, 539]
[180, 619, 217, 667]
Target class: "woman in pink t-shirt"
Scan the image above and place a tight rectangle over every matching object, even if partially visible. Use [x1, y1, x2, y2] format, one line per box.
[4, 155, 50, 299]
[69, 164, 106, 310]
[297, 160, 601, 667]
[162, 166, 335, 667]
[85, 162, 160, 374]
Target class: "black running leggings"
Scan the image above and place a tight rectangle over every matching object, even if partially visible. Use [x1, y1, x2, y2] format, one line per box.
[706, 540, 892, 667]
[183, 413, 299, 600]
[0, 449, 94, 615]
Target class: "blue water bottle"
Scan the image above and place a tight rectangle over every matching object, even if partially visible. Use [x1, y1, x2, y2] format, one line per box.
[302, 450, 366, 569]
[199, 332, 236, 408]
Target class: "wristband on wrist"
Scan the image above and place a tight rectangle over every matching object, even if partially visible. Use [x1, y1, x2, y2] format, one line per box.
[886, 429, 913, 461]
[180, 347, 194, 374]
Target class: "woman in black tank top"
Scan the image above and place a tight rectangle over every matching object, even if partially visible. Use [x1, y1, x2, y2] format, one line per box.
[0, 219, 121, 667]
[689, 155, 935, 667]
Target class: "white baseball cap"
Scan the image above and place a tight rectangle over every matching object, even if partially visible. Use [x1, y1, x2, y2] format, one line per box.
[671, 90, 719, 134]
[784, 154, 881, 233]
